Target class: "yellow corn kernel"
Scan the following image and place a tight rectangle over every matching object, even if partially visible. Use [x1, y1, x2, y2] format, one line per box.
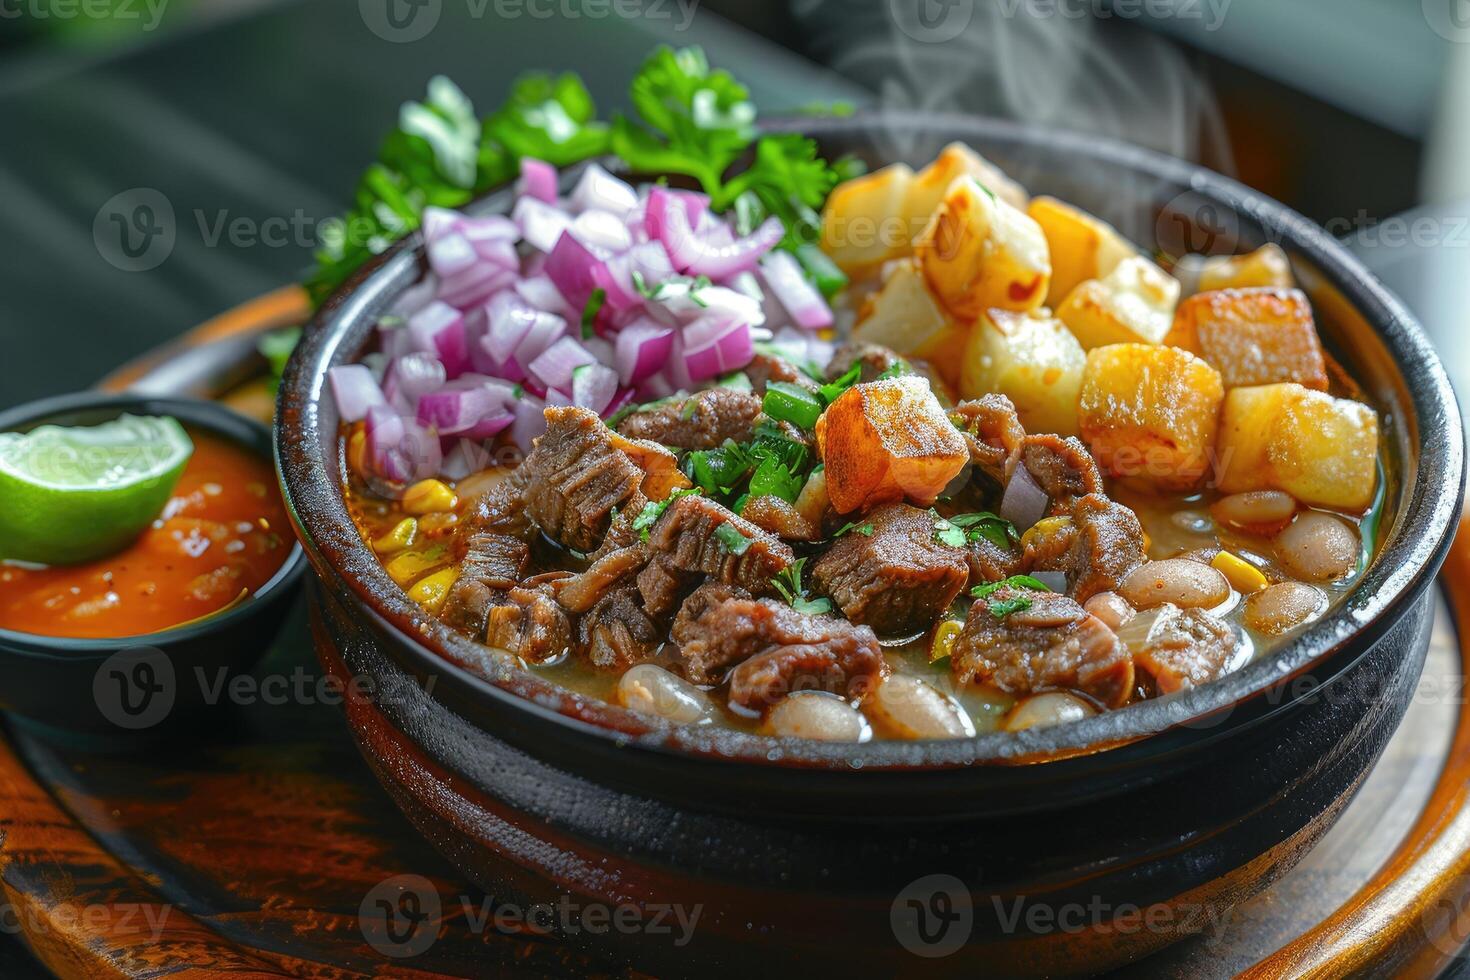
[1020, 516, 1073, 552]
[384, 547, 447, 587]
[1212, 550, 1267, 594]
[403, 479, 457, 515]
[372, 518, 418, 555]
[346, 425, 369, 480]
[408, 567, 458, 614]
[930, 619, 965, 663]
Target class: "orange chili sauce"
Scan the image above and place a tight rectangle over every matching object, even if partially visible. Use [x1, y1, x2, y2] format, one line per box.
[0, 430, 292, 639]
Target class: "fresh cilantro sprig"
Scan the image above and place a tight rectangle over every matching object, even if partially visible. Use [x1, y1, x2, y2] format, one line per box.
[932, 511, 1019, 551]
[631, 487, 700, 541]
[771, 558, 832, 615]
[832, 519, 874, 539]
[970, 574, 1053, 620]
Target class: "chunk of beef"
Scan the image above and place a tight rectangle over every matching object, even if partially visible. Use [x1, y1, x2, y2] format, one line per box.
[671, 586, 885, 705]
[951, 587, 1134, 708]
[745, 351, 819, 394]
[484, 583, 573, 664]
[521, 406, 646, 552]
[615, 388, 764, 449]
[439, 531, 531, 638]
[579, 585, 662, 671]
[635, 555, 691, 620]
[643, 495, 794, 603]
[740, 494, 819, 541]
[557, 543, 649, 613]
[826, 341, 907, 383]
[954, 394, 1025, 486]
[966, 534, 1024, 587]
[455, 467, 532, 545]
[811, 503, 969, 635]
[1129, 604, 1237, 694]
[1020, 494, 1145, 603]
[1021, 434, 1104, 511]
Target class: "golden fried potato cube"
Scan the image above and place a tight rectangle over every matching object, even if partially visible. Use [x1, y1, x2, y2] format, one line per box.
[960, 308, 1086, 436]
[905, 142, 1029, 226]
[853, 258, 969, 391]
[1164, 287, 1329, 390]
[1027, 196, 1138, 306]
[815, 376, 970, 513]
[1217, 384, 1379, 511]
[819, 163, 915, 277]
[1057, 256, 1181, 350]
[1176, 244, 1295, 294]
[1079, 344, 1224, 490]
[916, 177, 1051, 321]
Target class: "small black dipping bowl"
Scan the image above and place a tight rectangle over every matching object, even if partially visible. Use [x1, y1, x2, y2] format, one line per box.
[0, 392, 305, 733]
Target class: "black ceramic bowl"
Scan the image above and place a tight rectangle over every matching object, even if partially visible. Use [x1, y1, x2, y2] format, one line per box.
[278, 114, 1463, 974]
[0, 392, 305, 733]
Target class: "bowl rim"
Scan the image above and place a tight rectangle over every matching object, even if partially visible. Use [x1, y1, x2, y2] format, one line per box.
[276, 110, 1464, 772]
[0, 391, 307, 659]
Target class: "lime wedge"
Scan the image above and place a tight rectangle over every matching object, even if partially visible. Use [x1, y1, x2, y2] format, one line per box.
[0, 415, 194, 565]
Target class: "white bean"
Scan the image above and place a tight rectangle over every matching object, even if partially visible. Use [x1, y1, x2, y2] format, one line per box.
[1244, 582, 1328, 635]
[865, 675, 974, 739]
[1119, 559, 1230, 609]
[616, 665, 710, 725]
[1003, 692, 1097, 732]
[1083, 592, 1135, 631]
[1211, 490, 1297, 530]
[1275, 512, 1359, 582]
[764, 693, 869, 742]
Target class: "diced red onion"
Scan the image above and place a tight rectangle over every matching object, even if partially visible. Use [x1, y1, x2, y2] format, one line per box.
[614, 318, 675, 386]
[388, 275, 439, 320]
[379, 320, 412, 360]
[421, 206, 459, 243]
[657, 197, 784, 279]
[510, 307, 568, 370]
[408, 302, 469, 378]
[571, 362, 619, 415]
[510, 394, 548, 452]
[528, 336, 597, 392]
[544, 231, 605, 310]
[437, 263, 515, 311]
[680, 314, 753, 382]
[643, 186, 709, 244]
[329, 365, 387, 423]
[515, 274, 572, 317]
[383, 352, 447, 410]
[513, 197, 572, 253]
[1000, 463, 1050, 532]
[454, 410, 514, 440]
[761, 249, 833, 330]
[481, 292, 539, 364]
[426, 230, 477, 278]
[572, 210, 633, 254]
[364, 404, 441, 484]
[460, 212, 519, 247]
[604, 386, 635, 419]
[570, 163, 639, 217]
[416, 385, 506, 434]
[545, 387, 573, 408]
[516, 157, 559, 204]
[440, 438, 496, 481]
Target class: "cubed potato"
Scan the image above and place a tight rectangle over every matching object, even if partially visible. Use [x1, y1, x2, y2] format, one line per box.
[1164, 287, 1329, 390]
[905, 142, 1029, 226]
[1175, 244, 1295, 294]
[960, 308, 1085, 436]
[1057, 256, 1181, 350]
[916, 177, 1051, 320]
[1217, 383, 1379, 511]
[820, 163, 915, 277]
[854, 258, 969, 390]
[815, 376, 970, 513]
[1027, 196, 1138, 306]
[1079, 344, 1224, 491]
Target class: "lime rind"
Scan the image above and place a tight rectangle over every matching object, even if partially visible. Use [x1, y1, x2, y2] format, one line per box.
[0, 415, 194, 566]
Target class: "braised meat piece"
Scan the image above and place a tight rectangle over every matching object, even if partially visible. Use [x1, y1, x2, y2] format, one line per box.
[557, 543, 649, 613]
[671, 584, 885, 705]
[744, 351, 819, 394]
[615, 387, 764, 449]
[484, 583, 573, 664]
[521, 406, 647, 552]
[579, 585, 662, 671]
[643, 495, 794, 602]
[455, 467, 532, 545]
[1129, 604, 1237, 694]
[1020, 495, 1146, 603]
[951, 587, 1134, 708]
[740, 494, 819, 541]
[826, 341, 907, 382]
[439, 531, 531, 638]
[811, 503, 969, 635]
[966, 534, 1024, 587]
[954, 394, 1025, 486]
[635, 555, 690, 620]
[1021, 434, 1105, 511]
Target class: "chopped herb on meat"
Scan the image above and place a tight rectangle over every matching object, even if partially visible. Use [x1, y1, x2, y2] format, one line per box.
[770, 557, 832, 615]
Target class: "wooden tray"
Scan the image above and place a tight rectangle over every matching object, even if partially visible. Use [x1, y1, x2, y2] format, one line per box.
[1, 289, 1468, 978]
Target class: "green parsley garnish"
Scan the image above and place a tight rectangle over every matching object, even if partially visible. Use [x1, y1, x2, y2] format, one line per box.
[632, 488, 699, 541]
[934, 511, 1018, 551]
[970, 574, 1053, 599]
[832, 520, 874, 538]
[988, 595, 1033, 618]
[714, 523, 753, 555]
[770, 558, 832, 615]
[580, 287, 606, 339]
[817, 363, 862, 405]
